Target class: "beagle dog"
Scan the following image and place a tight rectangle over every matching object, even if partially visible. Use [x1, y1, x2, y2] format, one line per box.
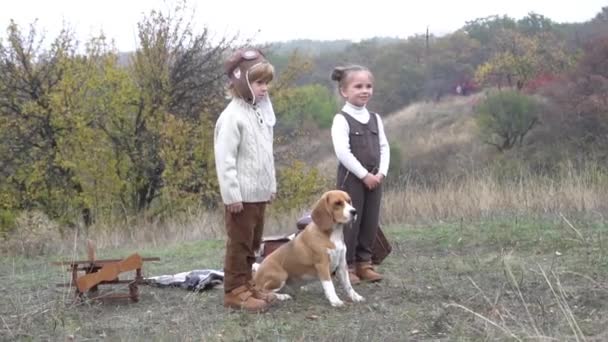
[253, 190, 364, 307]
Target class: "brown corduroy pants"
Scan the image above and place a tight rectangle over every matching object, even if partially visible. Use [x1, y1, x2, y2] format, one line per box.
[223, 202, 266, 293]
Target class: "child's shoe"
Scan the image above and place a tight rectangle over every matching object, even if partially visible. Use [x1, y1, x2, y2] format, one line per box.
[356, 261, 383, 282]
[348, 265, 362, 285]
[224, 285, 269, 312]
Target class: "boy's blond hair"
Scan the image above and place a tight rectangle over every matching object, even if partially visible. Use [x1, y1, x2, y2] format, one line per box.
[228, 63, 274, 99]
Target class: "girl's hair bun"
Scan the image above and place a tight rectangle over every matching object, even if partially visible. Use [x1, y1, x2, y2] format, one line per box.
[331, 66, 346, 82]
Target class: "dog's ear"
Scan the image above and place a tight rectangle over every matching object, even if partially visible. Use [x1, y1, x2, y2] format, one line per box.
[311, 192, 333, 229]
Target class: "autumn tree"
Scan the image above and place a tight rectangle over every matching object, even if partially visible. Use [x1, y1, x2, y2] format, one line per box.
[540, 34, 608, 149]
[365, 40, 426, 111]
[0, 3, 237, 227]
[101, 6, 232, 212]
[464, 15, 517, 61]
[51, 37, 140, 222]
[517, 12, 555, 36]
[475, 90, 540, 152]
[420, 31, 481, 100]
[0, 21, 95, 224]
[474, 29, 574, 90]
[271, 50, 315, 134]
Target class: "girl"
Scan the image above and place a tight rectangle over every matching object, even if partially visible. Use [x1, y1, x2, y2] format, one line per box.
[330, 65, 390, 284]
[214, 48, 277, 312]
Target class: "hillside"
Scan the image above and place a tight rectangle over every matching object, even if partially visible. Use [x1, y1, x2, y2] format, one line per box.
[380, 93, 488, 181]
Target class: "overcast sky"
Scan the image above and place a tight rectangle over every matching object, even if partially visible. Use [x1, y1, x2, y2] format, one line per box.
[1, 0, 606, 51]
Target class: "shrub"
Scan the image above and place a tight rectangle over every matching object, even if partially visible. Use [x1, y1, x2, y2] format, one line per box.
[0, 209, 16, 237]
[273, 84, 338, 133]
[475, 90, 540, 152]
[275, 160, 329, 212]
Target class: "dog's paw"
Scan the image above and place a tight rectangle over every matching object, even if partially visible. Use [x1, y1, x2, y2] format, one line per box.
[275, 293, 292, 301]
[330, 299, 345, 307]
[349, 291, 365, 303]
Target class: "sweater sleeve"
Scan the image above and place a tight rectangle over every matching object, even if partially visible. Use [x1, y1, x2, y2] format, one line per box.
[376, 113, 390, 177]
[331, 114, 369, 179]
[269, 129, 277, 194]
[214, 112, 243, 205]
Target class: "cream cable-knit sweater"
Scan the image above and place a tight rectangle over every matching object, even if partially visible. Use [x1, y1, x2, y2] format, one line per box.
[214, 98, 276, 205]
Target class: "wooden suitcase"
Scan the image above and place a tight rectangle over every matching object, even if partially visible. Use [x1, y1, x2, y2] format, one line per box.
[371, 226, 392, 265]
[257, 234, 294, 262]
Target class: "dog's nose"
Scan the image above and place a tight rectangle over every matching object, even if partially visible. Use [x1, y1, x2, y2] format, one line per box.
[350, 208, 357, 216]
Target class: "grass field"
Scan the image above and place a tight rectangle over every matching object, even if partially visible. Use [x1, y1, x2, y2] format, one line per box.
[2, 215, 607, 341]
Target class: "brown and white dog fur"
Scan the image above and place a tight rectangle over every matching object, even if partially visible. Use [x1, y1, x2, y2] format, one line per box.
[253, 190, 364, 307]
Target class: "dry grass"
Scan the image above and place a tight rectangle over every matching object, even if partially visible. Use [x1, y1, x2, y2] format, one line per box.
[445, 262, 589, 342]
[382, 168, 608, 225]
[1, 205, 315, 257]
[88, 209, 226, 250]
[3, 163, 607, 257]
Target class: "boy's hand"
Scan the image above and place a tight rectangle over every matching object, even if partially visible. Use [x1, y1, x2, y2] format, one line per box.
[269, 193, 276, 202]
[227, 202, 244, 213]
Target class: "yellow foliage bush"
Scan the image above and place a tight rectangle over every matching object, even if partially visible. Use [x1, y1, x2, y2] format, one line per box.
[275, 160, 329, 212]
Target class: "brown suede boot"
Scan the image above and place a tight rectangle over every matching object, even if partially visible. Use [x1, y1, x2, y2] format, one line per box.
[224, 285, 269, 312]
[348, 266, 361, 285]
[356, 262, 383, 282]
[249, 281, 277, 303]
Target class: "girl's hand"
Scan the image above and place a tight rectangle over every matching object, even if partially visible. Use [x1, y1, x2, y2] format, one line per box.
[269, 193, 276, 203]
[227, 202, 244, 213]
[363, 173, 380, 190]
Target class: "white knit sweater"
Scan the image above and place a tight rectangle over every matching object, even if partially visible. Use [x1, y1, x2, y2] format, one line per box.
[214, 98, 276, 205]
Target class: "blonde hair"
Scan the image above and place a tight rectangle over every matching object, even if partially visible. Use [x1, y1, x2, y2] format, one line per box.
[249, 63, 275, 83]
[228, 62, 275, 99]
[331, 65, 374, 90]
